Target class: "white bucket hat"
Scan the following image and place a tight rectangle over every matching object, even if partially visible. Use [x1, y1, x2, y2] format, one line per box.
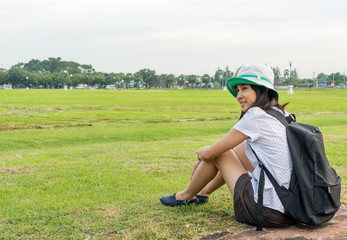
[226, 63, 279, 99]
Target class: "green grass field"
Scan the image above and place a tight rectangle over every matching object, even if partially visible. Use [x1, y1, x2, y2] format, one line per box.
[0, 88, 346, 239]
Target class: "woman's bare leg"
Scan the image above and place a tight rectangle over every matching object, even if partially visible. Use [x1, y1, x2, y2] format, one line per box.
[176, 145, 249, 200]
[196, 141, 253, 197]
[197, 171, 225, 196]
[213, 150, 247, 196]
[234, 141, 254, 172]
[176, 161, 218, 200]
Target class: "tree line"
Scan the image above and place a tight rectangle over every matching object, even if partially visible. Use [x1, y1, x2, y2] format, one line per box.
[0, 58, 345, 88]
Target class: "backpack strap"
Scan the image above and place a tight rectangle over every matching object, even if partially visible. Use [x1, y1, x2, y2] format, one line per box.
[251, 146, 288, 231]
[250, 147, 267, 230]
[256, 160, 265, 231]
[253, 147, 284, 193]
[265, 109, 295, 126]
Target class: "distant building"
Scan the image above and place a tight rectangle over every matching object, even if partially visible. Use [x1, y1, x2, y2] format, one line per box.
[275, 85, 290, 90]
[0, 84, 12, 89]
[105, 85, 116, 89]
[75, 84, 88, 89]
[297, 83, 313, 88]
[317, 81, 334, 88]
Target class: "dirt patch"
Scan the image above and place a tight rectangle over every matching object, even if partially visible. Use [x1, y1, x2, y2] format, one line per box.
[324, 135, 346, 140]
[200, 205, 347, 240]
[0, 123, 92, 132]
[0, 167, 27, 174]
[95, 205, 123, 219]
[0, 162, 57, 176]
[313, 111, 347, 115]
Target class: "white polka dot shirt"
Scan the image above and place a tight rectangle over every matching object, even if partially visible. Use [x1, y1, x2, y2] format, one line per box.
[233, 107, 293, 213]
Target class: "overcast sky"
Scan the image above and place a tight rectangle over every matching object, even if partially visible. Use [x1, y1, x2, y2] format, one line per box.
[1, 0, 347, 78]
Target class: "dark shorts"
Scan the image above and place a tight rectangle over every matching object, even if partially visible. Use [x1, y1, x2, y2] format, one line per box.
[233, 173, 294, 228]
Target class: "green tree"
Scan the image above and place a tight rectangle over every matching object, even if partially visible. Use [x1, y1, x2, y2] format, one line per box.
[70, 73, 85, 87]
[40, 71, 53, 88]
[133, 72, 142, 88]
[316, 73, 327, 81]
[166, 74, 176, 88]
[116, 73, 125, 88]
[201, 74, 211, 86]
[222, 66, 233, 86]
[21, 57, 95, 75]
[46, 57, 63, 73]
[177, 75, 185, 87]
[59, 70, 70, 87]
[159, 74, 168, 88]
[158, 74, 176, 88]
[62, 61, 81, 74]
[92, 72, 106, 87]
[24, 59, 43, 72]
[105, 73, 118, 85]
[27, 72, 40, 87]
[214, 67, 223, 85]
[52, 71, 62, 88]
[8, 67, 30, 88]
[271, 66, 281, 85]
[139, 69, 157, 89]
[0, 70, 9, 84]
[328, 72, 344, 86]
[124, 73, 133, 88]
[12, 62, 25, 68]
[187, 75, 197, 87]
[80, 64, 95, 73]
[291, 69, 298, 81]
[84, 73, 93, 86]
[213, 66, 233, 87]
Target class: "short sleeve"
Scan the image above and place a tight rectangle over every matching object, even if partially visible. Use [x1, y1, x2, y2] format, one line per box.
[233, 108, 262, 142]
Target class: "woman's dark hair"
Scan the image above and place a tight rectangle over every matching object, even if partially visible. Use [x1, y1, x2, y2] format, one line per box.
[239, 85, 289, 119]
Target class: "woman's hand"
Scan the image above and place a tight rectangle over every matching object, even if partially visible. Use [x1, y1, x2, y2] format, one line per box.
[190, 160, 201, 180]
[197, 145, 211, 162]
[190, 145, 210, 180]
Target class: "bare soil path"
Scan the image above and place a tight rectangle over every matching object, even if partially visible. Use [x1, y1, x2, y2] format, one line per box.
[201, 205, 347, 240]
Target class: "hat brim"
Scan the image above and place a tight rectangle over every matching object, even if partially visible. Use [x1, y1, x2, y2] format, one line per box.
[226, 77, 279, 99]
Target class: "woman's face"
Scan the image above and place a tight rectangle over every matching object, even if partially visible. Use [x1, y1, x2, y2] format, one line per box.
[236, 84, 257, 112]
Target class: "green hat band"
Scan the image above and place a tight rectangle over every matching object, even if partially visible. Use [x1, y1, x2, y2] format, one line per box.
[237, 75, 273, 86]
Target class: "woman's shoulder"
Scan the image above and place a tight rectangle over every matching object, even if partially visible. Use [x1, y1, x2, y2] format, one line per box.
[272, 107, 291, 117]
[239, 107, 267, 123]
[248, 106, 290, 116]
[245, 106, 266, 117]
[244, 107, 291, 121]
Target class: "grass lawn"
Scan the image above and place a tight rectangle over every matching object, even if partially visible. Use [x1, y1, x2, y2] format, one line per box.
[0, 88, 346, 239]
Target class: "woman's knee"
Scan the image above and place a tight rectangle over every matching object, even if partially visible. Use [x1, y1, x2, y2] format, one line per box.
[213, 150, 247, 172]
[214, 150, 237, 165]
[234, 142, 254, 172]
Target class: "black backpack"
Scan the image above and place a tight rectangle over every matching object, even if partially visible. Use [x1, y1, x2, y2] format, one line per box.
[254, 109, 341, 230]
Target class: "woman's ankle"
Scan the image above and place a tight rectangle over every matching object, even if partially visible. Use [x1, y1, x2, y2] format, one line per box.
[175, 191, 195, 200]
[197, 190, 211, 197]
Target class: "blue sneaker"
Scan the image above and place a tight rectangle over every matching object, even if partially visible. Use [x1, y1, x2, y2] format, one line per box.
[196, 195, 209, 204]
[160, 193, 199, 206]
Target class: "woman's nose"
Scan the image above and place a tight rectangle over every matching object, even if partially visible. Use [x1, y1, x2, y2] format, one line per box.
[236, 91, 242, 100]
